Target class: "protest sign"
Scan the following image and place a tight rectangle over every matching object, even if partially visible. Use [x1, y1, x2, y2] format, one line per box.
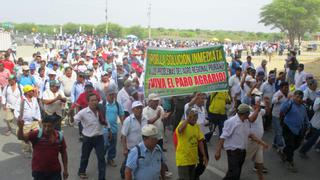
[144, 45, 229, 97]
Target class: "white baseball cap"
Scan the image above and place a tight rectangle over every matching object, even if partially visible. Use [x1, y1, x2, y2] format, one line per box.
[131, 101, 143, 109]
[141, 124, 160, 139]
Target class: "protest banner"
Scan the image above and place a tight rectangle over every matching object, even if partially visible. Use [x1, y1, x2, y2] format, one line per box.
[144, 45, 229, 97]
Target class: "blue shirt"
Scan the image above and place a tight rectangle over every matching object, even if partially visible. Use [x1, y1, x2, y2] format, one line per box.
[19, 75, 36, 87]
[280, 100, 309, 135]
[230, 60, 241, 76]
[104, 101, 124, 134]
[71, 81, 85, 103]
[126, 142, 164, 180]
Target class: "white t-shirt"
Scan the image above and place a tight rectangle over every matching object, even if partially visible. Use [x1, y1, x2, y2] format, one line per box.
[42, 89, 66, 116]
[294, 71, 306, 89]
[60, 74, 77, 97]
[142, 106, 165, 139]
[249, 109, 266, 139]
[121, 114, 147, 149]
[117, 88, 132, 113]
[229, 75, 241, 100]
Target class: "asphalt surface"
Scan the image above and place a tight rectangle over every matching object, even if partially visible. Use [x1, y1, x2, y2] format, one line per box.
[0, 109, 320, 180]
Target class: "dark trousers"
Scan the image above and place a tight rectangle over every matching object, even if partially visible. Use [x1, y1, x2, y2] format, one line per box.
[78, 122, 83, 136]
[78, 135, 106, 180]
[32, 171, 61, 180]
[224, 149, 246, 180]
[263, 110, 273, 130]
[207, 113, 227, 137]
[195, 141, 209, 179]
[300, 127, 320, 153]
[178, 165, 196, 180]
[282, 125, 304, 162]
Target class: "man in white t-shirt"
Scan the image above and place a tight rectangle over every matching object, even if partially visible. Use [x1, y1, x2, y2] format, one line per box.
[247, 97, 268, 179]
[143, 93, 165, 148]
[294, 64, 307, 90]
[60, 67, 77, 98]
[120, 101, 147, 178]
[42, 80, 66, 130]
[229, 67, 242, 109]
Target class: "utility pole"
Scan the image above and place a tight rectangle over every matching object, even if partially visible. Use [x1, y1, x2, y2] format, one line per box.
[105, 0, 108, 35]
[147, 1, 151, 39]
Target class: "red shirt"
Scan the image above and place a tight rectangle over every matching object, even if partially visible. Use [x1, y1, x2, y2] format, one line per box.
[2, 59, 15, 73]
[28, 130, 67, 172]
[76, 90, 101, 109]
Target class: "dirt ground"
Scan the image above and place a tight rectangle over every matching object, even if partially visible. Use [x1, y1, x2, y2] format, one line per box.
[16, 45, 320, 82]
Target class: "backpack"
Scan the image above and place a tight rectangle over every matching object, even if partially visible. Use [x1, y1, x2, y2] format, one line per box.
[35, 128, 63, 145]
[134, 144, 162, 168]
[134, 145, 145, 169]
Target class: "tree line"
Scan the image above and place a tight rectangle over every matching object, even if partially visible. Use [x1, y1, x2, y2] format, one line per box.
[1, 22, 285, 42]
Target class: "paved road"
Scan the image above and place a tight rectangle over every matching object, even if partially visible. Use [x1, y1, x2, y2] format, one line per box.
[0, 110, 320, 180]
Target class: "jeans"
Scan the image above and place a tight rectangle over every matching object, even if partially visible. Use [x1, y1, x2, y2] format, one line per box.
[282, 124, 304, 162]
[287, 70, 296, 84]
[300, 127, 320, 153]
[272, 116, 284, 147]
[224, 149, 246, 180]
[103, 132, 117, 161]
[32, 171, 61, 180]
[79, 135, 106, 180]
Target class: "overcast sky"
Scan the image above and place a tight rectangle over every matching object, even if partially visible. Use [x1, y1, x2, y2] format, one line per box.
[0, 0, 276, 32]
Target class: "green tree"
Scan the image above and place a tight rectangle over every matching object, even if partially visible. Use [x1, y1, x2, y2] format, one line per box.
[126, 25, 147, 39]
[260, 0, 320, 47]
[108, 23, 123, 38]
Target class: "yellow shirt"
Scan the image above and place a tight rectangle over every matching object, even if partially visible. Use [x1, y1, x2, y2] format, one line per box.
[208, 92, 230, 115]
[175, 121, 204, 166]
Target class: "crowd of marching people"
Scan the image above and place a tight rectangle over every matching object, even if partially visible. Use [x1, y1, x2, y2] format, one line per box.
[0, 34, 319, 180]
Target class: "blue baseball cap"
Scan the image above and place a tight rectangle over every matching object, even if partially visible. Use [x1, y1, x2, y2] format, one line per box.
[29, 63, 36, 70]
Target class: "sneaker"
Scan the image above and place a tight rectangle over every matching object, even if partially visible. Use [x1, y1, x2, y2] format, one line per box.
[285, 162, 298, 173]
[165, 171, 173, 178]
[107, 160, 117, 167]
[299, 152, 309, 159]
[253, 166, 268, 173]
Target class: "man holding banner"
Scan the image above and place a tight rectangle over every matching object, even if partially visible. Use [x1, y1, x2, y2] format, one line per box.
[144, 45, 229, 179]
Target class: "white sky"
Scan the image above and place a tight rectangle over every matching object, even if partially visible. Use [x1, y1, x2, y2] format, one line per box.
[0, 0, 277, 32]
